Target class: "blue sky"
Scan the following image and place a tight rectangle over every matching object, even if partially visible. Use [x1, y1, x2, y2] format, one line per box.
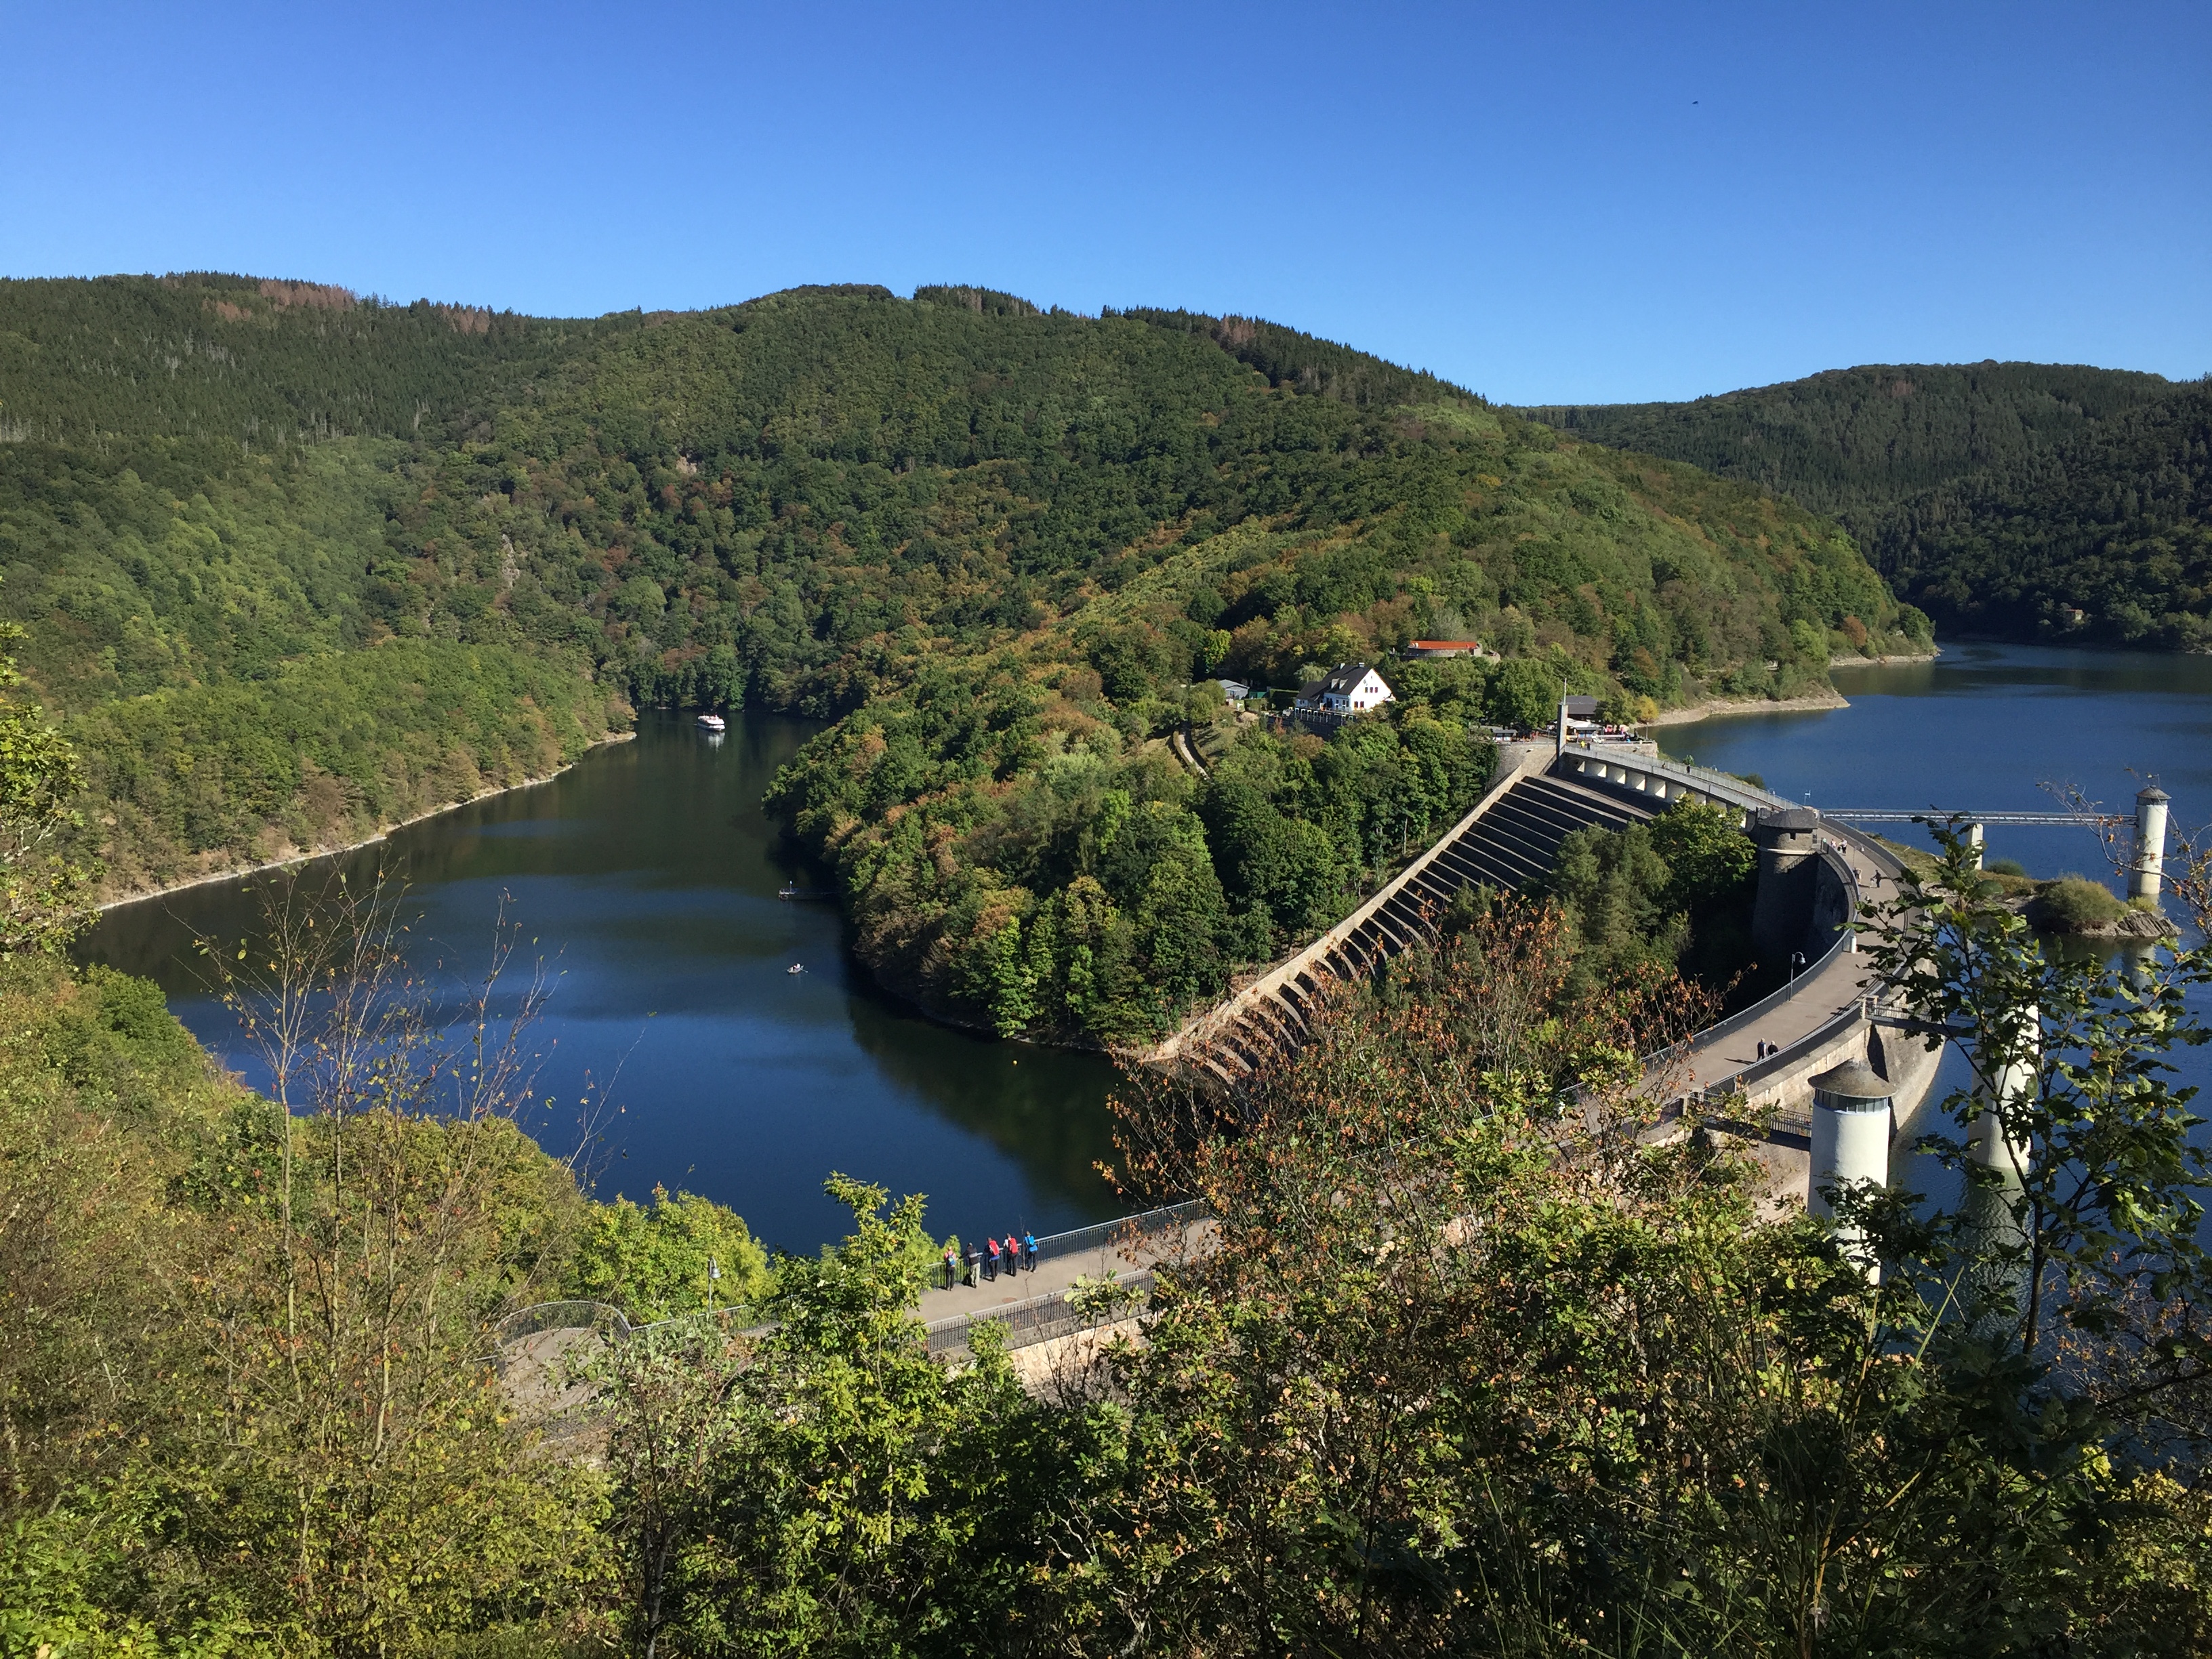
[2, 1, 2205, 403]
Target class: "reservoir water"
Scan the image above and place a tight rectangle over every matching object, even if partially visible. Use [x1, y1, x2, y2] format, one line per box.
[82, 713, 1126, 1253]
[80, 642, 2212, 1250]
[1658, 643, 2212, 879]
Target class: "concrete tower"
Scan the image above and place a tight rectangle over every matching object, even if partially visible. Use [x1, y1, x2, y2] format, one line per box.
[1965, 1003, 2038, 1330]
[2131, 786, 2170, 901]
[1750, 806, 1822, 966]
[1809, 1057, 1893, 1276]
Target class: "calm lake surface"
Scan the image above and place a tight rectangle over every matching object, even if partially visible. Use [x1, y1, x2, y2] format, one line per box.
[83, 714, 1125, 1253]
[81, 643, 2212, 1250]
[1658, 642, 2212, 878]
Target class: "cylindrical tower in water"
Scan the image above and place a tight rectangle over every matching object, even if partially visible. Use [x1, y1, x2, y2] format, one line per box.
[2131, 786, 2169, 901]
[1965, 1003, 2039, 1331]
[1809, 1057, 1893, 1276]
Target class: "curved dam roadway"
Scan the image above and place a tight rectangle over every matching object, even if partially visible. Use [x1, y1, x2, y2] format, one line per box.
[909, 745, 1938, 1341]
[1149, 740, 1928, 1113]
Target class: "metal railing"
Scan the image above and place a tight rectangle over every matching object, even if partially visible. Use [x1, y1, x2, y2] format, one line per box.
[1015, 1199, 1207, 1269]
[493, 1299, 631, 1350]
[1557, 742, 1788, 819]
[1670, 848, 1861, 1067]
[924, 1273, 1155, 1357]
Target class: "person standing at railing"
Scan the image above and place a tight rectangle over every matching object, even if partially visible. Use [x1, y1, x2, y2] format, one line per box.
[942, 1242, 959, 1291]
[1023, 1231, 1038, 1271]
[967, 1242, 985, 1286]
[1005, 1233, 1023, 1275]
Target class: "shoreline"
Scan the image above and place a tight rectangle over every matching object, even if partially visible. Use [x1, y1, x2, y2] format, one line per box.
[94, 731, 637, 914]
[1644, 689, 1851, 728]
[1831, 649, 1940, 668]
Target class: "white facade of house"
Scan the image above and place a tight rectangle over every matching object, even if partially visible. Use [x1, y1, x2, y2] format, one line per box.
[1304, 663, 1395, 716]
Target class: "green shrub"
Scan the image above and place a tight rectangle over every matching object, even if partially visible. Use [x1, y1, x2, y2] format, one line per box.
[2031, 875, 2125, 933]
[566, 1185, 770, 1322]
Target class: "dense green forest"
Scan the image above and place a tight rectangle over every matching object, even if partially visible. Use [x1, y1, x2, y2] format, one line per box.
[1868, 385, 2212, 647]
[1523, 362, 2211, 649]
[6, 832, 2211, 1655]
[1523, 362, 2175, 525]
[0, 272, 627, 447]
[1, 272, 1920, 1038]
[2, 279, 2209, 1649]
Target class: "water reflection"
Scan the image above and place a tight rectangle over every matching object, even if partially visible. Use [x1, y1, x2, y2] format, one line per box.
[80, 713, 1126, 1252]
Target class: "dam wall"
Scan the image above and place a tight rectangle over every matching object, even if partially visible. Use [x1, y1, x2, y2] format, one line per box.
[1168, 735, 1917, 1129]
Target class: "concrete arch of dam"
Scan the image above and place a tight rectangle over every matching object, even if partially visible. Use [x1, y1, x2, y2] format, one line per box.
[501, 739, 1952, 1384]
[1148, 739, 1938, 1142]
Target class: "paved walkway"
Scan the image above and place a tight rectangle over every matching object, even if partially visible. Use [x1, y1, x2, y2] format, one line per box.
[1672, 835, 1902, 1097]
[914, 1215, 1212, 1325]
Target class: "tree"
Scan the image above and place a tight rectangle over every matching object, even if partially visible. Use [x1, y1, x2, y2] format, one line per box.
[0, 618, 95, 953]
[1858, 821, 2212, 1388]
[1645, 796, 1756, 903]
[1486, 657, 1562, 731]
[627, 1176, 1052, 1657]
[567, 1185, 771, 1322]
[185, 874, 612, 1652]
[1060, 875, 2212, 1655]
[1544, 819, 1687, 991]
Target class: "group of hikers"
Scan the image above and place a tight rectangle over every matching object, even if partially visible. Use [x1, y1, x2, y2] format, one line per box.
[943, 1231, 1039, 1289]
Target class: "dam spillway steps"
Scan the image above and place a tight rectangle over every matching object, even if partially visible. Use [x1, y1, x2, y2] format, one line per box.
[1166, 760, 1669, 1076]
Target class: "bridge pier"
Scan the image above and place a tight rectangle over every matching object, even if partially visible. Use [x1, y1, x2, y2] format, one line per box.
[1966, 1004, 2038, 1328]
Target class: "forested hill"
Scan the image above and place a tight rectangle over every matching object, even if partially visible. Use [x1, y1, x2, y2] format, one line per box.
[1521, 363, 2210, 649]
[1521, 363, 2175, 527]
[1868, 384, 2211, 648]
[0, 271, 638, 447]
[1, 273, 1920, 1036]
